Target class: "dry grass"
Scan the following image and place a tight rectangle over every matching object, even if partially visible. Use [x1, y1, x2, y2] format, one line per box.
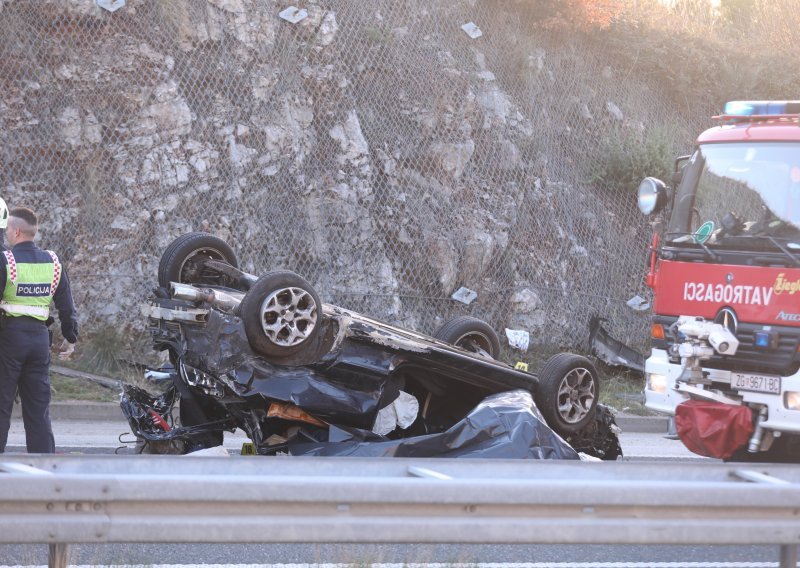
[598, 367, 650, 415]
[50, 371, 119, 402]
[611, 0, 800, 106]
[628, 0, 800, 53]
[53, 326, 160, 401]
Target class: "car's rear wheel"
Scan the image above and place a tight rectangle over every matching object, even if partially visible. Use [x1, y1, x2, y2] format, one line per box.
[535, 353, 599, 435]
[158, 232, 238, 289]
[433, 315, 501, 358]
[239, 270, 321, 358]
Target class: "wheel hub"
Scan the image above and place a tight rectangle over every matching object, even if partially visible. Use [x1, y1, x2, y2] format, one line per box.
[557, 367, 595, 424]
[259, 286, 317, 347]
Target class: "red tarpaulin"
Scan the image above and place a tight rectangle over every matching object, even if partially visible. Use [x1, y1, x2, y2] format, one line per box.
[675, 399, 754, 459]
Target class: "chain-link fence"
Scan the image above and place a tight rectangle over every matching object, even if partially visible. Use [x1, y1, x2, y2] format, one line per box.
[1, 0, 719, 367]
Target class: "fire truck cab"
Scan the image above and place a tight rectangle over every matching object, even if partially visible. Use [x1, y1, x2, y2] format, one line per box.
[639, 101, 800, 461]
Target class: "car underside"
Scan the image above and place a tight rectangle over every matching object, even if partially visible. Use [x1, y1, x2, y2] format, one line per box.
[121, 233, 623, 460]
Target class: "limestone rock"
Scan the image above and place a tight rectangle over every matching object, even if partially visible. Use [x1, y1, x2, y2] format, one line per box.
[430, 140, 475, 180]
[329, 111, 370, 166]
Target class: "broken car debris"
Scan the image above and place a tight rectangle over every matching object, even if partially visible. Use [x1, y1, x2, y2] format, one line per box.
[589, 315, 645, 373]
[121, 233, 622, 460]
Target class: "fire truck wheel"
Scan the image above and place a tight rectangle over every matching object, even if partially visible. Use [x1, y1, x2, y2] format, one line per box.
[535, 353, 599, 436]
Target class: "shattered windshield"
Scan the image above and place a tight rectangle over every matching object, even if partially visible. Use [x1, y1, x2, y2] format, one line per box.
[669, 142, 800, 249]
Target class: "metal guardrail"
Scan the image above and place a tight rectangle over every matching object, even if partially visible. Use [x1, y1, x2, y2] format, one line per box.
[0, 456, 798, 568]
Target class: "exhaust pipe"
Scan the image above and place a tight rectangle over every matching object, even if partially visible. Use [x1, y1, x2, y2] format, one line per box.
[170, 283, 242, 312]
[747, 405, 768, 453]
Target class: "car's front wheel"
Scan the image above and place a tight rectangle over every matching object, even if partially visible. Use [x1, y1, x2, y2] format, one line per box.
[239, 270, 321, 358]
[535, 353, 599, 436]
[433, 315, 501, 358]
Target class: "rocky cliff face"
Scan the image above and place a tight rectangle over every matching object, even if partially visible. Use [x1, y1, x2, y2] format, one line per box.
[0, 0, 659, 358]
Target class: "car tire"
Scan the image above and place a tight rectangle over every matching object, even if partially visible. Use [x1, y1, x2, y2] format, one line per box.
[239, 270, 322, 358]
[433, 315, 501, 358]
[158, 232, 238, 289]
[535, 353, 599, 436]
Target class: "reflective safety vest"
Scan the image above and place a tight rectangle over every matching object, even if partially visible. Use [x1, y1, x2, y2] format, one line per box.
[0, 250, 61, 320]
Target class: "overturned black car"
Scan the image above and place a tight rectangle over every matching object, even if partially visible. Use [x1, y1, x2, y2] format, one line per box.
[121, 233, 622, 460]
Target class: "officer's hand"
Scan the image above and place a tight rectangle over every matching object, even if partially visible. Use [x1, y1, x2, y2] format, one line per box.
[58, 340, 75, 361]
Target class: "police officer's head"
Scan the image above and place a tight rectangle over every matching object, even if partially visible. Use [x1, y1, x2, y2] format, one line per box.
[0, 198, 8, 230]
[5, 207, 37, 248]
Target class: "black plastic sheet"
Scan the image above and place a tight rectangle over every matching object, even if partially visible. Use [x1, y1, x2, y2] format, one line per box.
[288, 390, 581, 460]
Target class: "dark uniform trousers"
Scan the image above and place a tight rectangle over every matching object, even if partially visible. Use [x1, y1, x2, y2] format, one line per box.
[0, 315, 55, 453]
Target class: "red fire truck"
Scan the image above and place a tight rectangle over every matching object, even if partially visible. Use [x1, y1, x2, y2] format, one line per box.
[638, 101, 800, 461]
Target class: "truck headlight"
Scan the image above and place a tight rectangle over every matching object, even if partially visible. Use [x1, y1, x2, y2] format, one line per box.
[785, 392, 800, 411]
[646, 373, 668, 394]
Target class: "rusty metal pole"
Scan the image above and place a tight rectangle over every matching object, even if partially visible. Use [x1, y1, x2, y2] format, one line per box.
[48, 543, 70, 568]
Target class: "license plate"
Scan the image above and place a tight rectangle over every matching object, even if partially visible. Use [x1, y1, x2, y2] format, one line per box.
[731, 372, 781, 394]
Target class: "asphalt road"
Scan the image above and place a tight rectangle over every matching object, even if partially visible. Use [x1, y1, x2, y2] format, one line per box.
[0, 542, 786, 567]
[4, 414, 705, 460]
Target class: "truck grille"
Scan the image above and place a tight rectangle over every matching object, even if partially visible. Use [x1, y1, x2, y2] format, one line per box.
[652, 315, 800, 375]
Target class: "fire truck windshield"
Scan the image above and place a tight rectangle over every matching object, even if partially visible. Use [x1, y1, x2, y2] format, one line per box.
[668, 142, 800, 248]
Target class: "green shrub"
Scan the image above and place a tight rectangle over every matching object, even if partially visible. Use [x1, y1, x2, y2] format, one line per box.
[593, 126, 675, 191]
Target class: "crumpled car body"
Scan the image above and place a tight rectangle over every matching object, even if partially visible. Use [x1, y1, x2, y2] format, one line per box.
[121, 233, 622, 460]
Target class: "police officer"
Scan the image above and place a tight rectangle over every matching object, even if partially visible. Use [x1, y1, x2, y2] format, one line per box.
[0, 207, 78, 453]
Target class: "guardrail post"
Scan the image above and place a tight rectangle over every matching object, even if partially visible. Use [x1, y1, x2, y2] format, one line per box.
[780, 544, 798, 568]
[48, 543, 70, 568]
